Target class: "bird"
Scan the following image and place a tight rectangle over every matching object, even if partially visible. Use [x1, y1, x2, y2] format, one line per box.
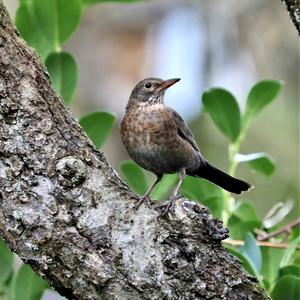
[120, 78, 252, 211]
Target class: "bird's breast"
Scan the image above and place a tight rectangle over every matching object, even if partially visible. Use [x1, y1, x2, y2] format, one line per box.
[121, 105, 176, 148]
[121, 104, 199, 174]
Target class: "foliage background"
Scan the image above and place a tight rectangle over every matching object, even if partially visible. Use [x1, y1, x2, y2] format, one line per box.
[1, 0, 299, 300]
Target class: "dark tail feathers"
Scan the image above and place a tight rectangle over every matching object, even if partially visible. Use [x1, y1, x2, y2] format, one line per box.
[190, 160, 253, 194]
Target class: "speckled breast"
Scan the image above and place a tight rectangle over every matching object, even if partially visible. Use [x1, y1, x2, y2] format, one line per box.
[121, 104, 197, 174]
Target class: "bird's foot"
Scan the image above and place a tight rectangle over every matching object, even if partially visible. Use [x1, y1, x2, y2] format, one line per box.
[134, 194, 154, 210]
[155, 194, 182, 214]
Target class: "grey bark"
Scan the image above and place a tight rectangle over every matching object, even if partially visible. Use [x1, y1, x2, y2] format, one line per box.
[282, 0, 300, 34]
[0, 1, 270, 299]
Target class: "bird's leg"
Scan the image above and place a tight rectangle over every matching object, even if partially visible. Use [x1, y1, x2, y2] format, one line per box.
[163, 168, 186, 212]
[135, 174, 162, 209]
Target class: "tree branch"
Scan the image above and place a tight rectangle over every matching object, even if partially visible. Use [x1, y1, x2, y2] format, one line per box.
[0, 1, 270, 299]
[257, 218, 300, 241]
[223, 239, 300, 250]
[282, 0, 300, 35]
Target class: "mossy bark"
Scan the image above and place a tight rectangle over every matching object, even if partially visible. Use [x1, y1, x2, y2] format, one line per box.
[0, 1, 270, 299]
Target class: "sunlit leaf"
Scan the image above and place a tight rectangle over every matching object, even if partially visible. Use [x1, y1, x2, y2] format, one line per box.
[271, 275, 300, 300]
[120, 160, 148, 196]
[79, 112, 115, 148]
[46, 52, 77, 105]
[202, 88, 240, 142]
[12, 264, 48, 300]
[244, 80, 283, 128]
[0, 239, 13, 286]
[236, 152, 275, 176]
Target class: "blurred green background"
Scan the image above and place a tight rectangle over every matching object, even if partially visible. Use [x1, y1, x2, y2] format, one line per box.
[6, 0, 299, 219]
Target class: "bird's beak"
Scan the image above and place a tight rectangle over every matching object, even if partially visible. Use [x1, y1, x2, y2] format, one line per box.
[158, 78, 180, 92]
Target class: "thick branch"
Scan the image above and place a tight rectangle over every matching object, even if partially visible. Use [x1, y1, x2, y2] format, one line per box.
[0, 1, 270, 299]
[282, 0, 300, 34]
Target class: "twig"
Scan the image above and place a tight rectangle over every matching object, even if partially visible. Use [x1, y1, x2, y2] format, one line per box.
[257, 219, 300, 241]
[223, 239, 300, 250]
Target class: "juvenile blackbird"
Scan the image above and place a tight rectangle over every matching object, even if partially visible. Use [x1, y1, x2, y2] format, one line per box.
[121, 78, 252, 210]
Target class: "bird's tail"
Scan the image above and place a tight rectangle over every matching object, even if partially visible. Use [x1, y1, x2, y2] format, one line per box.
[189, 160, 253, 194]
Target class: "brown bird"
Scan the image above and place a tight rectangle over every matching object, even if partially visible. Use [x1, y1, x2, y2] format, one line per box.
[121, 78, 252, 210]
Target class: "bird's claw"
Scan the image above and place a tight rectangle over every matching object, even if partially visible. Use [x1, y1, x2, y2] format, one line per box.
[155, 194, 182, 214]
[134, 195, 154, 210]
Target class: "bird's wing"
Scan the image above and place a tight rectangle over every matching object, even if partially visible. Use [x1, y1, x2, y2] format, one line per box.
[169, 108, 200, 153]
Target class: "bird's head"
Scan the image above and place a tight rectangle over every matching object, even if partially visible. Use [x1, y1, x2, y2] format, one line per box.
[127, 77, 180, 109]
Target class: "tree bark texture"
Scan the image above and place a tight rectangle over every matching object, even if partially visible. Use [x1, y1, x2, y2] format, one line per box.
[0, 2, 270, 299]
[282, 0, 300, 34]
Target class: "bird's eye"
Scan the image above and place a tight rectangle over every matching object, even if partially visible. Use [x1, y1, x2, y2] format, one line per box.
[145, 82, 152, 88]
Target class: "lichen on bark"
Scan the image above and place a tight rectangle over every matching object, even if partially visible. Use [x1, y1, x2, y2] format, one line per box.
[0, 1, 270, 299]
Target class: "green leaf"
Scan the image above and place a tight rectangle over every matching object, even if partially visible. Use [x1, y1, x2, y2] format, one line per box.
[83, 0, 141, 4]
[0, 238, 13, 286]
[181, 175, 223, 200]
[200, 196, 223, 218]
[293, 256, 300, 266]
[244, 80, 283, 127]
[228, 202, 261, 239]
[271, 275, 300, 300]
[151, 174, 178, 200]
[280, 235, 300, 268]
[279, 265, 300, 279]
[232, 201, 261, 223]
[202, 88, 240, 142]
[46, 52, 77, 105]
[228, 217, 260, 240]
[120, 160, 148, 196]
[79, 112, 115, 148]
[291, 225, 300, 241]
[226, 246, 258, 277]
[236, 152, 276, 176]
[239, 232, 262, 276]
[261, 247, 285, 291]
[12, 264, 48, 300]
[15, 4, 53, 59]
[181, 175, 224, 217]
[33, 0, 82, 47]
